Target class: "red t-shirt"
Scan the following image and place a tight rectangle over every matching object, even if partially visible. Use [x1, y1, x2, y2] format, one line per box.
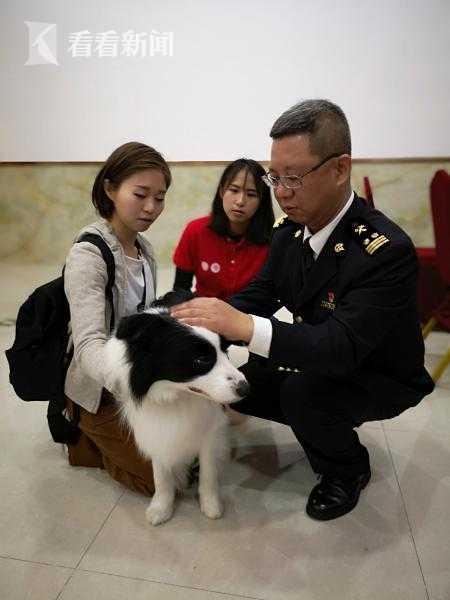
[173, 216, 269, 299]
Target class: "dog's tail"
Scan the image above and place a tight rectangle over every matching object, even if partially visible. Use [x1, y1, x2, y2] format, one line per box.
[151, 289, 195, 309]
[172, 458, 199, 490]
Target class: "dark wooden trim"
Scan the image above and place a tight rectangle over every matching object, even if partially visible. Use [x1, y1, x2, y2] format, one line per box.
[351, 157, 450, 164]
[1, 157, 450, 166]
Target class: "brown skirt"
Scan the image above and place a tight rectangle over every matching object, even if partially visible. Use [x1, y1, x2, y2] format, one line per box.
[66, 389, 154, 496]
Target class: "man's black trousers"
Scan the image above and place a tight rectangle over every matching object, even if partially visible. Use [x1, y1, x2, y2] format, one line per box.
[234, 357, 418, 479]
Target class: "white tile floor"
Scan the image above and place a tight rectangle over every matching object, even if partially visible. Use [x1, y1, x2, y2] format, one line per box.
[1, 263, 449, 600]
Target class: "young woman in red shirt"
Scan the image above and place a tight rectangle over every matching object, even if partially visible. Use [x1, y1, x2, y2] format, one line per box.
[173, 158, 274, 299]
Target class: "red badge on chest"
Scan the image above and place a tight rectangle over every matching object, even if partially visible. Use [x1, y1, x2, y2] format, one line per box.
[320, 291, 336, 311]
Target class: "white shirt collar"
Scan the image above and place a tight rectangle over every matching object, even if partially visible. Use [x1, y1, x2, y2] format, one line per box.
[304, 191, 354, 258]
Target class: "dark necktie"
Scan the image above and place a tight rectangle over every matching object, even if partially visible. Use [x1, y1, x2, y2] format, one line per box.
[301, 237, 315, 281]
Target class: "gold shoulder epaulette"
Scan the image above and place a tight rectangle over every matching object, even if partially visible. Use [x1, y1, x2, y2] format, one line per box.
[273, 215, 287, 229]
[350, 220, 390, 255]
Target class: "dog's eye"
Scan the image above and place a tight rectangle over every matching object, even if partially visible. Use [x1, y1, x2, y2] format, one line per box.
[193, 356, 212, 371]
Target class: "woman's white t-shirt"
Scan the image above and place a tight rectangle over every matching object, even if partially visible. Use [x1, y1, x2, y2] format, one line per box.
[124, 254, 155, 316]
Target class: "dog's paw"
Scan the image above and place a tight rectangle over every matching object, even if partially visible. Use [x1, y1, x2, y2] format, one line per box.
[145, 501, 174, 526]
[200, 495, 223, 520]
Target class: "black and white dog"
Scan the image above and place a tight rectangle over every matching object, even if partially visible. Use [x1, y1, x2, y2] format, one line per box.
[104, 291, 249, 526]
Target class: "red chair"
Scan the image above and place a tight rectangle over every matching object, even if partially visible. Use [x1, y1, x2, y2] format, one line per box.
[422, 170, 450, 382]
[416, 246, 446, 324]
[416, 169, 448, 324]
[363, 176, 375, 208]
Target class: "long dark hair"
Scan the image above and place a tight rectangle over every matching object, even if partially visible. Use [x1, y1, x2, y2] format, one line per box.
[92, 142, 172, 218]
[208, 158, 274, 245]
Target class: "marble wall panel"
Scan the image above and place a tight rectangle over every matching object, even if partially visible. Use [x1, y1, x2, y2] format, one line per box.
[0, 160, 449, 268]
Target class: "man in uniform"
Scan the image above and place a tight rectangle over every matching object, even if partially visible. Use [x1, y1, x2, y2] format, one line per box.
[171, 99, 434, 521]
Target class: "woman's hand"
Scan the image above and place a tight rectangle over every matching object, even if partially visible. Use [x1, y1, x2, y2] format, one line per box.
[170, 297, 254, 342]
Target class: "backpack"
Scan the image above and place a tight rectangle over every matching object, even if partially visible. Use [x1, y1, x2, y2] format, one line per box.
[5, 233, 115, 445]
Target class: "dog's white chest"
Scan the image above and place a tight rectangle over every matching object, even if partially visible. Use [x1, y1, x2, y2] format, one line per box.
[124, 394, 228, 463]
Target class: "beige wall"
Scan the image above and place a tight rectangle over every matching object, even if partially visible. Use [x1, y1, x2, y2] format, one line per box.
[1, 160, 449, 268]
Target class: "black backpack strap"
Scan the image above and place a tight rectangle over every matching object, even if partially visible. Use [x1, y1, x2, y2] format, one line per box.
[77, 233, 116, 331]
[48, 233, 116, 443]
[47, 402, 81, 444]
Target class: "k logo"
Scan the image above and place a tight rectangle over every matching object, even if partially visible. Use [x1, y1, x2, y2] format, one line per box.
[25, 21, 58, 66]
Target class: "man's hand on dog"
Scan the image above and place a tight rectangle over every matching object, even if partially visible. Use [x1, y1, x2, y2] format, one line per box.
[170, 298, 254, 343]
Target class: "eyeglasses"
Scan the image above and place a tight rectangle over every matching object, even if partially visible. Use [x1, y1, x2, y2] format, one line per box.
[262, 153, 342, 189]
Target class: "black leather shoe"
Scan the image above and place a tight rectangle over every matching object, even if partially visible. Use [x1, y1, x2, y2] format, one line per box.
[306, 469, 371, 521]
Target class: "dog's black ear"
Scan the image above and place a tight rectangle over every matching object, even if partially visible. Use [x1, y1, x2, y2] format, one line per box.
[151, 289, 195, 309]
[115, 313, 173, 403]
[115, 313, 155, 341]
[115, 313, 138, 340]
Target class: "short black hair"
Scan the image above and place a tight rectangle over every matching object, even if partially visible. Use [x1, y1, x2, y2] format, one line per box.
[270, 99, 351, 158]
[208, 158, 274, 245]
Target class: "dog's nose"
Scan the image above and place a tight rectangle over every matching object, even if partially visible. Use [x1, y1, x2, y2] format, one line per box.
[235, 380, 250, 398]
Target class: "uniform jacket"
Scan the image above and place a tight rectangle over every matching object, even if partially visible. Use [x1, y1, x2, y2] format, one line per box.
[64, 219, 157, 414]
[231, 195, 434, 412]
